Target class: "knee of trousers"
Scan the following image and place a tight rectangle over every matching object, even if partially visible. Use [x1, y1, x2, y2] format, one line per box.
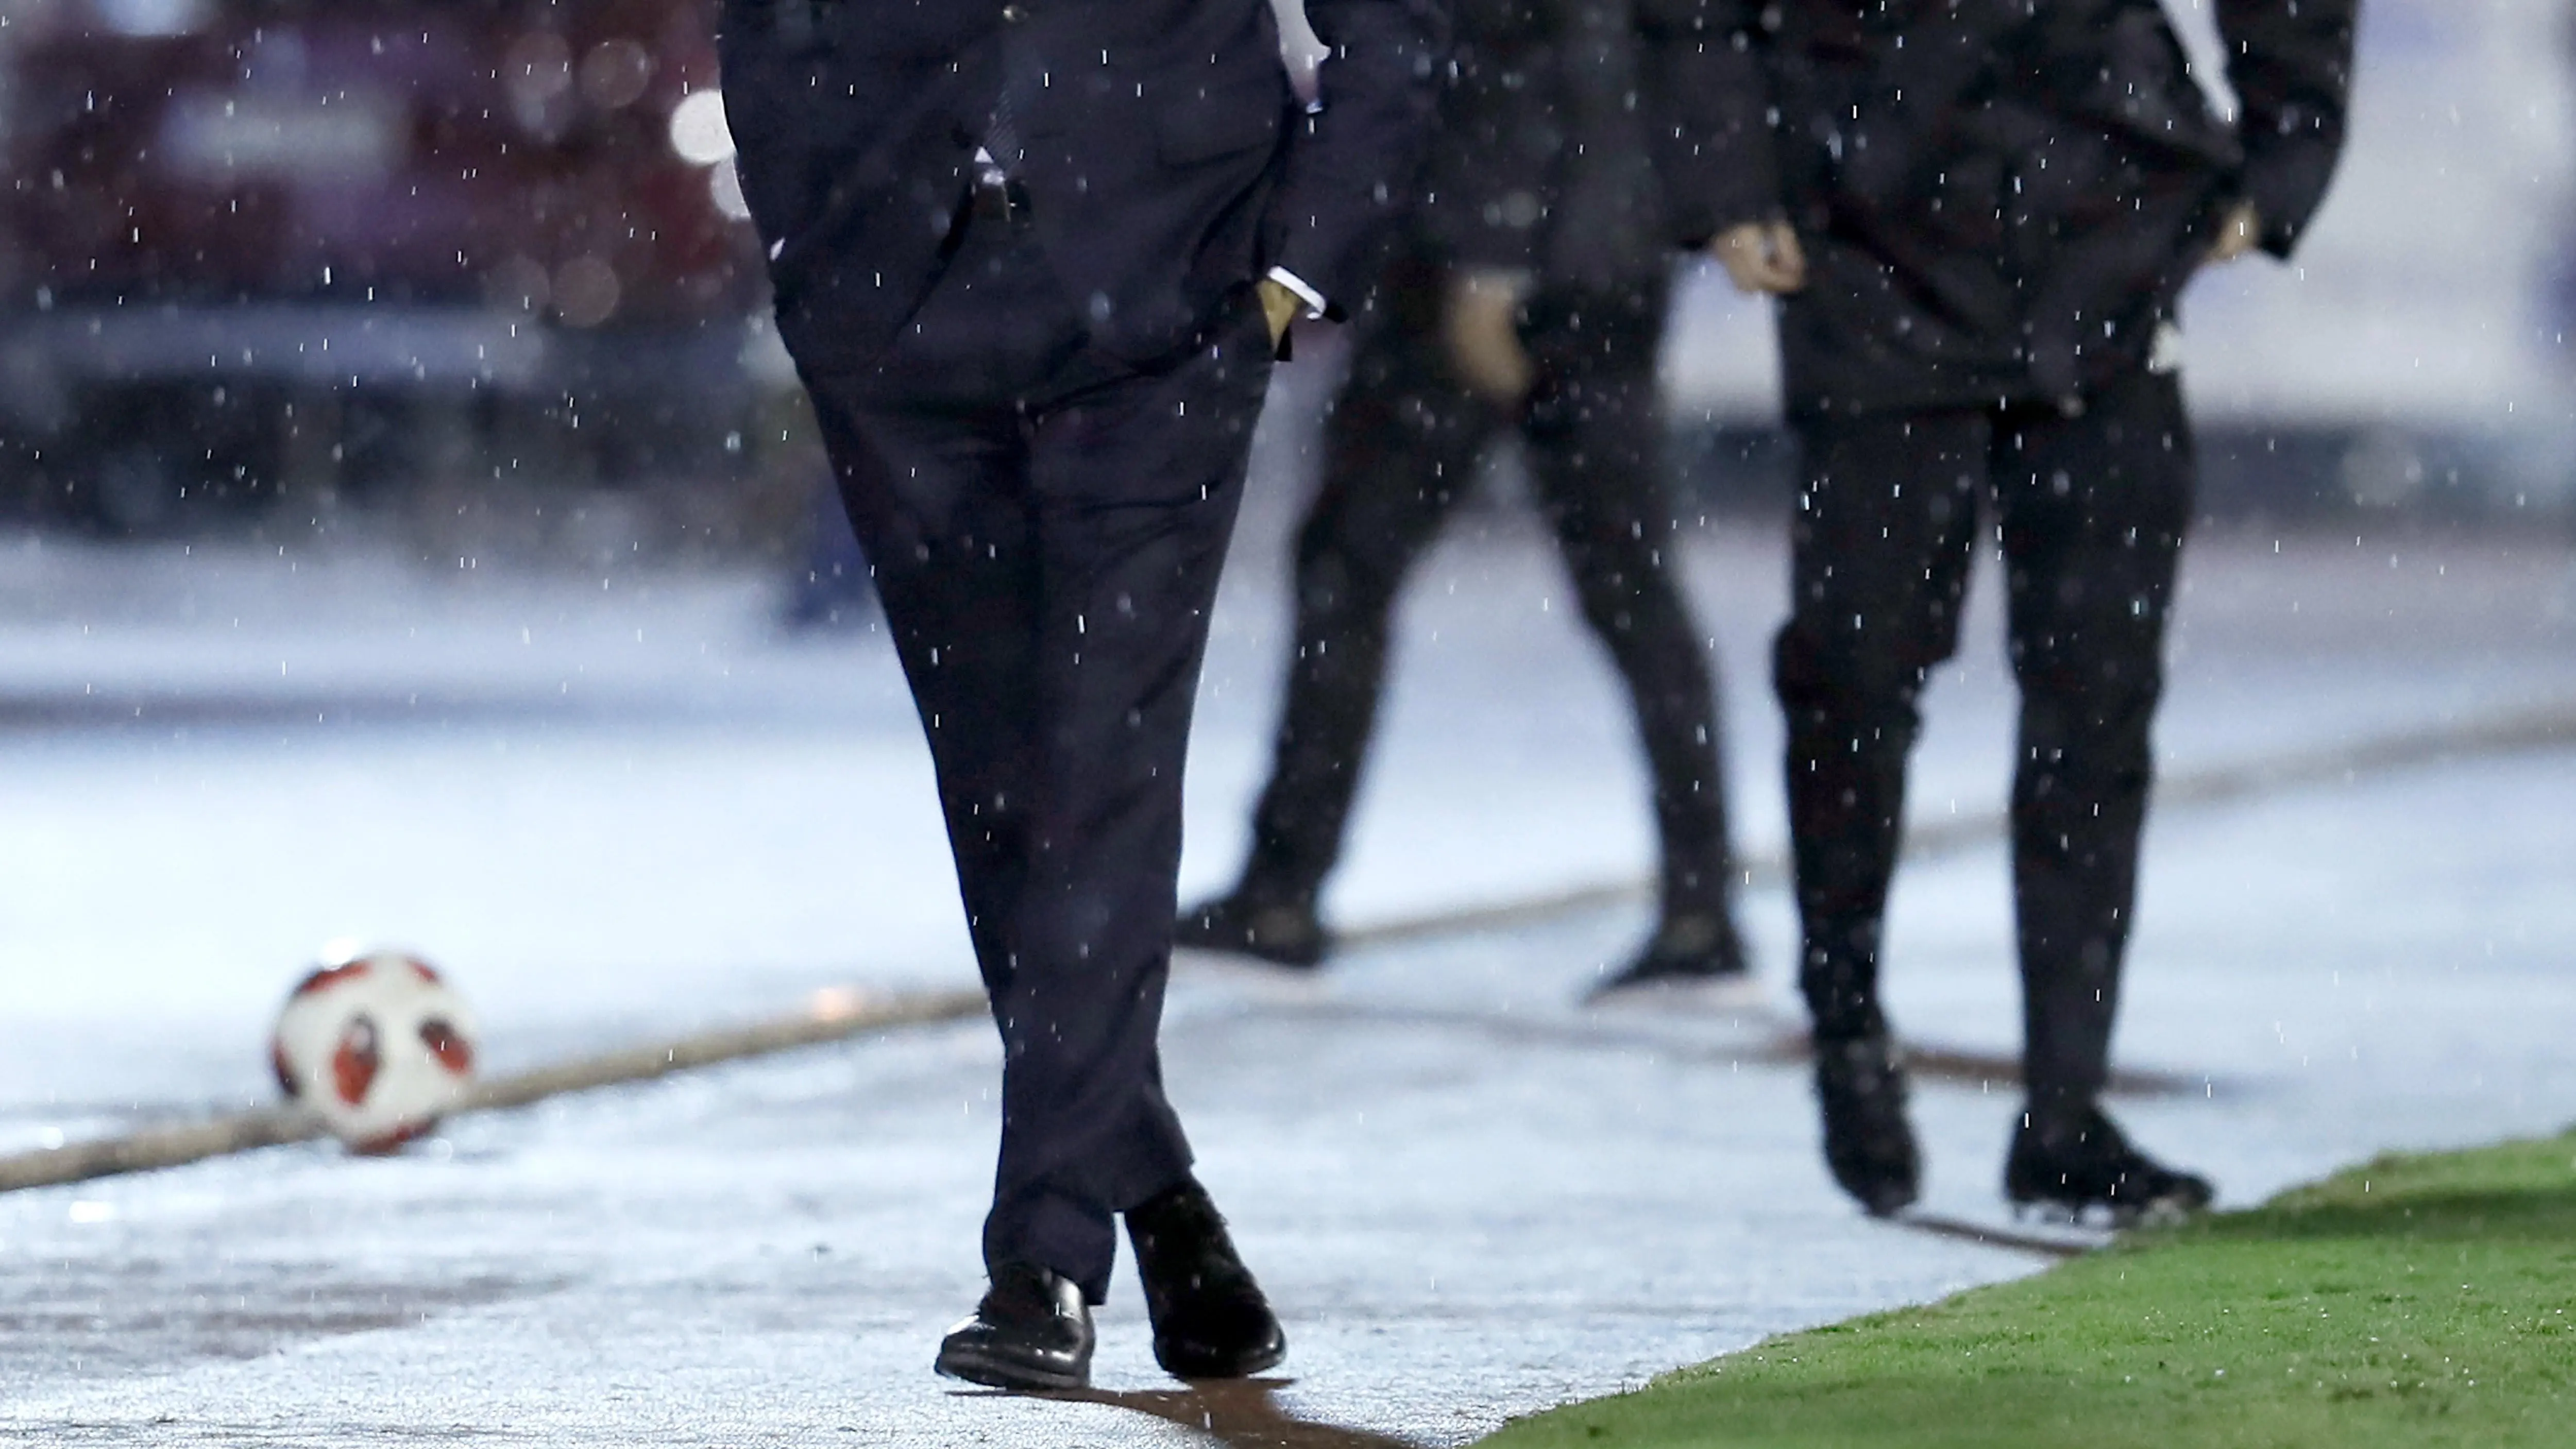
[1567, 552, 1698, 645]
[2014, 653, 2167, 773]
[1771, 617, 1929, 743]
[1521, 368, 1659, 445]
[1292, 526, 1411, 632]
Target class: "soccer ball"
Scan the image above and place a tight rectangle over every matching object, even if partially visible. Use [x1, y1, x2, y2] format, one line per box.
[270, 949, 479, 1153]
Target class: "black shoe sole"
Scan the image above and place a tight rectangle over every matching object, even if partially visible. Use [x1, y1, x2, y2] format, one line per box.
[2008, 1190, 2207, 1228]
[1184, 943, 1328, 971]
[1174, 930, 1327, 970]
[1852, 1183, 1920, 1219]
[1584, 967, 1765, 1007]
[934, 1343, 1090, 1393]
[1156, 1333, 1287, 1381]
[1175, 898, 1330, 968]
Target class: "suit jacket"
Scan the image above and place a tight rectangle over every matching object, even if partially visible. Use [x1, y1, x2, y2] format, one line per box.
[718, 0, 1447, 370]
[1694, 0, 2357, 414]
[1413, 0, 1771, 293]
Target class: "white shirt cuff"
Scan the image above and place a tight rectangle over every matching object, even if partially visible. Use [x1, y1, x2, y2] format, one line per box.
[1264, 266, 1330, 319]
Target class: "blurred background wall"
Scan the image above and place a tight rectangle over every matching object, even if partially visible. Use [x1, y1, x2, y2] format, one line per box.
[0, 0, 816, 562]
[0, 0, 2570, 563]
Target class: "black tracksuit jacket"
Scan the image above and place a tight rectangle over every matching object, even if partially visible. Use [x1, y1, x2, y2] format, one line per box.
[1695, 0, 2358, 414]
[1409, 0, 1765, 289]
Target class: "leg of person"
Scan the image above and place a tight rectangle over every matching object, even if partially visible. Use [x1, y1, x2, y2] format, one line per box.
[1181, 247, 1497, 966]
[1992, 369, 2213, 1220]
[805, 379, 1100, 1388]
[781, 468, 882, 633]
[800, 208, 1278, 1388]
[804, 202, 1093, 1090]
[1773, 406, 1987, 1214]
[987, 295, 1288, 1377]
[812, 396, 1039, 993]
[1516, 281, 1751, 1001]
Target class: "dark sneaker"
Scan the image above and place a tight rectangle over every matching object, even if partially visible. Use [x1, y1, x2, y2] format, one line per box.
[1585, 913, 1759, 1006]
[1176, 893, 1327, 969]
[2006, 1106, 2214, 1225]
[1126, 1179, 1286, 1379]
[1816, 1034, 1921, 1217]
[934, 1261, 1094, 1391]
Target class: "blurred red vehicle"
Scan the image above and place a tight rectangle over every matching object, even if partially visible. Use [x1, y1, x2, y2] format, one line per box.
[0, 0, 781, 534]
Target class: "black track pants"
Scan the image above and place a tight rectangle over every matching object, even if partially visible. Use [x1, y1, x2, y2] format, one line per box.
[1774, 369, 2194, 1123]
[1238, 251, 1737, 925]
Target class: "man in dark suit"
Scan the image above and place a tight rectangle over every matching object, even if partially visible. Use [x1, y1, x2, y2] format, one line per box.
[719, 0, 1444, 1391]
[1179, 0, 1770, 1001]
[1699, 0, 2357, 1221]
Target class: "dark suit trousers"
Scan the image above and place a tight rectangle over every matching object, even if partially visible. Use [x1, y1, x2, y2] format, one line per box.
[1772, 368, 2194, 1127]
[1236, 245, 1738, 926]
[799, 202, 1274, 1301]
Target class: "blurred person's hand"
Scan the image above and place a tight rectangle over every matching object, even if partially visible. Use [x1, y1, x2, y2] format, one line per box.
[2206, 201, 2263, 265]
[1444, 269, 1536, 403]
[1713, 220, 1807, 295]
[1257, 277, 1303, 348]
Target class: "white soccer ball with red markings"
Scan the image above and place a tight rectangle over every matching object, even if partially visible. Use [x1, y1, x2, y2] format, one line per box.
[270, 950, 479, 1153]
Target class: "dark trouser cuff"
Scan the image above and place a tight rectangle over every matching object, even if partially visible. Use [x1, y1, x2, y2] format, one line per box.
[1799, 923, 1890, 1043]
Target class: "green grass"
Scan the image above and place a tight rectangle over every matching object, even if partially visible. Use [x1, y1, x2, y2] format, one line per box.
[1483, 1131, 2576, 1448]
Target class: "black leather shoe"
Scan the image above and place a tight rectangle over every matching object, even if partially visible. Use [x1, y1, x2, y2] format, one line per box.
[1176, 892, 1328, 969]
[934, 1261, 1094, 1391]
[1815, 1034, 1921, 1217]
[2006, 1106, 2214, 1225]
[1585, 913, 1756, 1003]
[1126, 1179, 1286, 1379]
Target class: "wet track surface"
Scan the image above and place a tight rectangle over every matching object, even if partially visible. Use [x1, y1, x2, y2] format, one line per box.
[2, 502, 2573, 1443]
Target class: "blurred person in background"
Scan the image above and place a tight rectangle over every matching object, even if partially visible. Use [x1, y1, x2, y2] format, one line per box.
[1181, 0, 1770, 1003]
[717, 0, 1443, 1395]
[1705, 0, 2357, 1219]
[779, 478, 880, 634]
